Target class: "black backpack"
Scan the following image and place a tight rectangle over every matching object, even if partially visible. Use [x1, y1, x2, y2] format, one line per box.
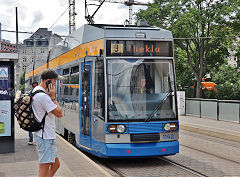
[13, 90, 48, 133]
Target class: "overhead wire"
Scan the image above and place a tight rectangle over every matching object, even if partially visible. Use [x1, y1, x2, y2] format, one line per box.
[1, 29, 239, 40]
[1, 29, 33, 34]
[49, 4, 71, 30]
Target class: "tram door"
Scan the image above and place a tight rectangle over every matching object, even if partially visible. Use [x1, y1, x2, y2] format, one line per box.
[79, 62, 92, 149]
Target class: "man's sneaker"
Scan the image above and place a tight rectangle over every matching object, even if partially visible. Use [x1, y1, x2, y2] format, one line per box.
[28, 138, 33, 145]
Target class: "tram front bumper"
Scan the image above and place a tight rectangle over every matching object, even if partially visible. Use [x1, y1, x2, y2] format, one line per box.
[105, 141, 179, 158]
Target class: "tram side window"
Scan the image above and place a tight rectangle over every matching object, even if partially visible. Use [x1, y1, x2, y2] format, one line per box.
[62, 68, 69, 102]
[63, 68, 70, 84]
[70, 66, 79, 101]
[63, 85, 69, 100]
[56, 80, 62, 99]
[70, 66, 79, 84]
[94, 61, 105, 118]
[70, 73, 79, 84]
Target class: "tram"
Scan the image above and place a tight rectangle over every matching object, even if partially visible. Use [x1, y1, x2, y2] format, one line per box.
[25, 23, 179, 158]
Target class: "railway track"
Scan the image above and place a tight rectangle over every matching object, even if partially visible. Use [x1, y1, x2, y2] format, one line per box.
[62, 129, 240, 177]
[95, 156, 207, 177]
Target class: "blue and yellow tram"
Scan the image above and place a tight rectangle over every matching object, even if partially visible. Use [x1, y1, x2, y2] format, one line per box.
[25, 24, 179, 158]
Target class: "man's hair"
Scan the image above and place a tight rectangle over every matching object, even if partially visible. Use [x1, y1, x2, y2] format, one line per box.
[41, 69, 63, 80]
[32, 81, 38, 86]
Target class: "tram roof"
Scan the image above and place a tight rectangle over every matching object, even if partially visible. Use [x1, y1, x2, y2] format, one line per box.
[89, 23, 173, 38]
[65, 24, 172, 46]
[49, 24, 173, 60]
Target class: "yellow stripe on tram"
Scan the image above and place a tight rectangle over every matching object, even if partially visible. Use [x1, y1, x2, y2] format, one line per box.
[25, 39, 103, 79]
[66, 85, 80, 89]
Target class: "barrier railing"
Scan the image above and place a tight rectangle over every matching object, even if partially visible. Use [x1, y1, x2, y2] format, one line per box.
[186, 98, 240, 123]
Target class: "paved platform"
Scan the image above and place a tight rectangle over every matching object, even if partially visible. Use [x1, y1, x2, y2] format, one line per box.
[1, 115, 240, 177]
[179, 115, 240, 143]
[0, 121, 112, 177]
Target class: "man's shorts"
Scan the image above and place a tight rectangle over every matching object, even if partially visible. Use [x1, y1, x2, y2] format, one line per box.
[35, 135, 58, 164]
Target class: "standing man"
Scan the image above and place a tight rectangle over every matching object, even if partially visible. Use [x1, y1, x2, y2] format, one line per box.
[28, 81, 39, 145]
[32, 69, 63, 177]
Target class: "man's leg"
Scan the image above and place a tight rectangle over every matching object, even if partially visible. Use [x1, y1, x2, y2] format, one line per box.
[28, 132, 33, 145]
[38, 163, 51, 177]
[47, 157, 60, 177]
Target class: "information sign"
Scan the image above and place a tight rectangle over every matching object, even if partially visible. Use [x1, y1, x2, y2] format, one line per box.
[0, 61, 14, 153]
[106, 40, 173, 57]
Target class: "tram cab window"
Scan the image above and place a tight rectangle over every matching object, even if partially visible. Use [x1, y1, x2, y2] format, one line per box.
[107, 59, 176, 121]
[94, 60, 105, 118]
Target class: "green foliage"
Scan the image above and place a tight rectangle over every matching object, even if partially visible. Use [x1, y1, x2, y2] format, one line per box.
[174, 47, 195, 97]
[19, 71, 25, 92]
[211, 65, 240, 100]
[136, 0, 240, 98]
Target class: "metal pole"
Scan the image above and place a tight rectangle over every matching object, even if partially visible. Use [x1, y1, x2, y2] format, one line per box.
[32, 33, 35, 83]
[15, 7, 18, 51]
[15, 7, 20, 90]
[129, 5, 133, 25]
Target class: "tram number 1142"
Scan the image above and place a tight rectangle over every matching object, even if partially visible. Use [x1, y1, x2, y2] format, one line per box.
[161, 132, 178, 141]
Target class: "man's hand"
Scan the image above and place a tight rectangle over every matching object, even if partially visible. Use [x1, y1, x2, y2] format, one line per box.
[46, 83, 56, 100]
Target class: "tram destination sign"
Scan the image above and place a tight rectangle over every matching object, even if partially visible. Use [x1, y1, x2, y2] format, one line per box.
[106, 40, 173, 57]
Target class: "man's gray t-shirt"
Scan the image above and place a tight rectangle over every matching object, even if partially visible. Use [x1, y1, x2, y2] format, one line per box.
[32, 86, 57, 139]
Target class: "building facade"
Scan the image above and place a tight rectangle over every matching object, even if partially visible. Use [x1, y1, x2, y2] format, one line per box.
[17, 28, 62, 90]
[228, 38, 239, 68]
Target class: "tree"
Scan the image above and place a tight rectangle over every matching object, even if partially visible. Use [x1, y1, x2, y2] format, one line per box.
[19, 70, 25, 92]
[174, 47, 195, 97]
[136, 0, 240, 97]
[212, 64, 240, 100]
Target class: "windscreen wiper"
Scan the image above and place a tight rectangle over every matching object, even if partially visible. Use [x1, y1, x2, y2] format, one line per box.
[145, 91, 172, 122]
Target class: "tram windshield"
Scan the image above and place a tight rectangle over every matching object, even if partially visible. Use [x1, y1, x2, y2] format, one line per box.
[107, 59, 176, 121]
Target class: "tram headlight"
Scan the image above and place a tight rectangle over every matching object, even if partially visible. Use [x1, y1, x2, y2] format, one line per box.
[108, 124, 126, 133]
[116, 125, 126, 133]
[164, 122, 178, 132]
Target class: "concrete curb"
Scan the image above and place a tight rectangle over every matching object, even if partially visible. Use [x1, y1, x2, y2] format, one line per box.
[57, 134, 113, 177]
[180, 124, 240, 143]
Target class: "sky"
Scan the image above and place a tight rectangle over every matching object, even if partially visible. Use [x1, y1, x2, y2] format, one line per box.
[0, 0, 152, 44]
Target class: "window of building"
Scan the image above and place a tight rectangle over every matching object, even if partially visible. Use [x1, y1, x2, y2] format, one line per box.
[23, 49, 26, 54]
[26, 41, 33, 46]
[37, 41, 42, 46]
[42, 41, 49, 46]
[23, 65, 26, 70]
[23, 57, 27, 62]
[41, 49, 44, 54]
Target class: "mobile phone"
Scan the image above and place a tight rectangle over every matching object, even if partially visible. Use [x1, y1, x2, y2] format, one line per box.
[46, 80, 52, 91]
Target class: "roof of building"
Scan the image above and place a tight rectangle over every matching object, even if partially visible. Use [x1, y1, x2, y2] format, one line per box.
[25, 28, 52, 42]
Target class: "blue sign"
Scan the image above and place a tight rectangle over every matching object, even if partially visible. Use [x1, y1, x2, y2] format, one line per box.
[0, 64, 12, 137]
[0, 66, 11, 100]
[0, 67, 8, 80]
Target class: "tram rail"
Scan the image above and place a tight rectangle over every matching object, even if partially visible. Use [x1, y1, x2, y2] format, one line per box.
[93, 155, 208, 177]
